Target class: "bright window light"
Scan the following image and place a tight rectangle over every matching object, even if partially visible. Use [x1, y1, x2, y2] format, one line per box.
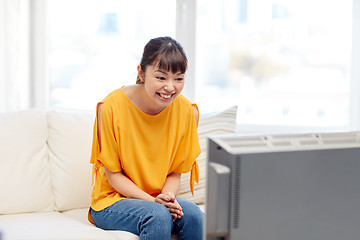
[48, 0, 176, 110]
[196, 0, 353, 128]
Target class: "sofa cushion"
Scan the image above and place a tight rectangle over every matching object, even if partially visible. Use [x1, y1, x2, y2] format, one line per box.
[0, 109, 55, 214]
[62, 208, 181, 240]
[47, 110, 95, 211]
[0, 212, 116, 240]
[62, 208, 140, 240]
[177, 106, 237, 204]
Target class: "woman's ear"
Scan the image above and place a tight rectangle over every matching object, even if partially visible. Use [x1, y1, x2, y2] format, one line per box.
[137, 65, 144, 83]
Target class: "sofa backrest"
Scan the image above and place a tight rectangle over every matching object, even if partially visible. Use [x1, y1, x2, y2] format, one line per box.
[0, 106, 237, 215]
[0, 109, 55, 214]
[0, 109, 96, 215]
[177, 106, 238, 204]
[47, 110, 95, 212]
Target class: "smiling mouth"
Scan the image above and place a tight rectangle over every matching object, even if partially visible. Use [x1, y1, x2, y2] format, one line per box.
[157, 92, 174, 100]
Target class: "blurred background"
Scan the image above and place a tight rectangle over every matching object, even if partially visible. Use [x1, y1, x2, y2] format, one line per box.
[1, 0, 359, 134]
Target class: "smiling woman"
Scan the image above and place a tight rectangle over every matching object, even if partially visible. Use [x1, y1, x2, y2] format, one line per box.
[89, 37, 204, 239]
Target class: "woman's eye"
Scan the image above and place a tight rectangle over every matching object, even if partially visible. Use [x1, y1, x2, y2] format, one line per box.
[176, 78, 184, 81]
[156, 77, 166, 80]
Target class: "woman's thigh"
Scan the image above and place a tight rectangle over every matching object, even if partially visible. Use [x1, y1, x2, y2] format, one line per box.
[91, 199, 173, 238]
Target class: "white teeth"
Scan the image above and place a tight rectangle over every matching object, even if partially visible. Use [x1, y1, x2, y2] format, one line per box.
[159, 93, 171, 99]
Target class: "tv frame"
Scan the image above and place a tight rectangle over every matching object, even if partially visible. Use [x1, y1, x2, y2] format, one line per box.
[205, 131, 360, 240]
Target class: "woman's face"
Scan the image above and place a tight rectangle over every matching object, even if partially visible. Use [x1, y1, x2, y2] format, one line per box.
[138, 64, 185, 113]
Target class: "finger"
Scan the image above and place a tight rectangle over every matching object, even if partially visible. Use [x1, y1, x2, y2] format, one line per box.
[163, 192, 176, 202]
[174, 199, 182, 210]
[157, 194, 170, 202]
[155, 197, 165, 205]
[171, 213, 182, 222]
[161, 201, 181, 210]
[167, 207, 184, 217]
[155, 194, 174, 205]
[172, 201, 183, 212]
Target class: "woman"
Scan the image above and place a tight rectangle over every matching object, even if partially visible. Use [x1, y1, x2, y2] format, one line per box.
[89, 36, 203, 240]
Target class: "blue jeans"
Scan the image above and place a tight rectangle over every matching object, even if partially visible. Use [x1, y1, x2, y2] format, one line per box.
[90, 198, 204, 240]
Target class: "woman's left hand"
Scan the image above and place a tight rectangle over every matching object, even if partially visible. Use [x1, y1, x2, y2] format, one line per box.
[155, 192, 184, 221]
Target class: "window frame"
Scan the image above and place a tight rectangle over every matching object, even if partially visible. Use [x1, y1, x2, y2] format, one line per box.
[29, 0, 49, 109]
[350, 0, 360, 130]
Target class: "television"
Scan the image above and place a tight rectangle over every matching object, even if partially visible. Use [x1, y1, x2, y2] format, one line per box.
[205, 131, 360, 240]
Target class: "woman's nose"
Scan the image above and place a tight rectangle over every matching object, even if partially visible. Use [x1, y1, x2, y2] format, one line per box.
[164, 81, 175, 92]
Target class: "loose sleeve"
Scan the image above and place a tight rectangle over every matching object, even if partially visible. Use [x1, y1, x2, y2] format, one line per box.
[97, 102, 122, 172]
[173, 103, 201, 195]
[90, 102, 122, 186]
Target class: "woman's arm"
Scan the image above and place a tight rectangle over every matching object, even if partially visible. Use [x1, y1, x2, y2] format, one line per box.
[104, 167, 155, 202]
[161, 172, 181, 195]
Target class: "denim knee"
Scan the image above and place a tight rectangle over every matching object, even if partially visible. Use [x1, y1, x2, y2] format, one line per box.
[181, 203, 203, 229]
[174, 198, 204, 240]
[140, 203, 173, 239]
[143, 202, 172, 226]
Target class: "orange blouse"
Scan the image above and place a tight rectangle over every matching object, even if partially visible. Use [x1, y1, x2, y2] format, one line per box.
[89, 88, 201, 212]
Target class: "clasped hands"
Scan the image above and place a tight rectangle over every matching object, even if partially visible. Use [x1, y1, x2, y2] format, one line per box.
[155, 192, 184, 221]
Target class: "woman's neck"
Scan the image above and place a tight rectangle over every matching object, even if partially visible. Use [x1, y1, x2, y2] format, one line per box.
[122, 85, 165, 115]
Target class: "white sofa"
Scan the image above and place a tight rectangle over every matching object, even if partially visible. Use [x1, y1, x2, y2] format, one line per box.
[0, 106, 237, 240]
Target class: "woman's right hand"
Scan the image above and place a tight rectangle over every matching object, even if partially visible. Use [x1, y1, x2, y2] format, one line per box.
[155, 193, 184, 221]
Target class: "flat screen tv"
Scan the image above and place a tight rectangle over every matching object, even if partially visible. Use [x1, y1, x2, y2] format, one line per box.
[205, 131, 360, 240]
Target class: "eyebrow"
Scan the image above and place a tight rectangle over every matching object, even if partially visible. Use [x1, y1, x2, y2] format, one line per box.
[155, 69, 184, 75]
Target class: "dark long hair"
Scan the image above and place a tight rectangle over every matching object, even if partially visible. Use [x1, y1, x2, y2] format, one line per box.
[136, 36, 188, 84]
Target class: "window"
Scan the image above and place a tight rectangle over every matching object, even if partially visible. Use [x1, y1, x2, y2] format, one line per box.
[196, 0, 354, 130]
[47, 0, 176, 110]
[6, 0, 357, 132]
[0, 0, 30, 112]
